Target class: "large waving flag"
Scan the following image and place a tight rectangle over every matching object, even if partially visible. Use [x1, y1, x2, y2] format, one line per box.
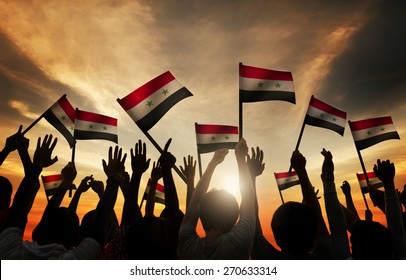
[142, 179, 165, 205]
[239, 63, 295, 104]
[41, 174, 62, 197]
[304, 96, 347, 136]
[357, 172, 383, 194]
[117, 71, 193, 131]
[43, 95, 75, 147]
[74, 109, 118, 143]
[274, 171, 300, 191]
[195, 123, 239, 154]
[349, 116, 400, 150]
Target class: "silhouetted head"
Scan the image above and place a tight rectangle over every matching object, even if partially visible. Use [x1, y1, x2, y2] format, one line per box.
[199, 189, 239, 234]
[0, 176, 12, 210]
[350, 220, 394, 259]
[126, 216, 173, 259]
[79, 209, 118, 246]
[271, 201, 317, 255]
[32, 207, 80, 250]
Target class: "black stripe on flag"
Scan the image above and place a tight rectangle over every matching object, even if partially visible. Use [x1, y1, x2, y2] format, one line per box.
[239, 90, 295, 104]
[304, 115, 345, 136]
[44, 110, 75, 147]
[355, 131, 400, 150]
[74, 130, 118, 143]
[136, 87, 193, 131]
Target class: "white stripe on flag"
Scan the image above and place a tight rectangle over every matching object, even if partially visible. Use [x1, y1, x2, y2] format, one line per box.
[125, 79, 183, 122]
[239, 76, 294, 92]
[351, 123, 396, 141]
[196, 133, 239, 145]
[306, 106, 346, 128]
[74, 120, 117, 134]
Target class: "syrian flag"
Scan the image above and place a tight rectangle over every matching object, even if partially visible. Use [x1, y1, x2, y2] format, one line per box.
[117, 71, 193, 131]
[239, 63, 295, 104]
[142, 179, 165, 205]
[349, 116, 400, 150]
[43, 95, 75, 147]
[74, 109, 118, 143]
[274, 171, 300, 191]
[304, 96, 347, 136]
[195, 123, 239, 154]
[356, 172, 383, 194]
[41, 174, 62, 197]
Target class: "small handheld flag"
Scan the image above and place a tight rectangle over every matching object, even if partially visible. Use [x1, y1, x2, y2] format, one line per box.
[74, 109, 118, 143]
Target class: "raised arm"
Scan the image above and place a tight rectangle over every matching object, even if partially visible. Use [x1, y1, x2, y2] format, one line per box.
[321, 148, 351, 259]
[181, 148, 228, 228]
[6, 135, 58, 231]
[0, 125, 24, 166]
[247, 146, 264, 230]
[291, 150, 329, 238]
[121, 140, 150, 225]
[340, 181, 360, 219]
[179, 155, 196, 211]
[145, 160, 162, 217]
[68, 175, 93, 212]
[47, 162, 77, 209]
[374, 159, 406, 259]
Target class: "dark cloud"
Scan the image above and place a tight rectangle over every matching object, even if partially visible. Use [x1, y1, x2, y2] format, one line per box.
[0, 30, 77, 125]
[316, 0, 406, 118]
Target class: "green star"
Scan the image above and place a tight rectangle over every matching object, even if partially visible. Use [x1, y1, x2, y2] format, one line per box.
[332, 117, 337, 122]
[211, 136, 216, 141]
[380, 127, 385, 132]
[162, 89, 169, 95]
[54, 183, 58, 187]
[103, 126, 107, 130]
[367, 130, 372, 135]
[320, 113, 325, 118]
[257, 81, 264, 88]
[70, 126, 74, 131]
[61, 115, 66, 121]
[89, 124, 94, 129]
[146, 101, 154, 107]
[275, 82, 282, 88]
[225, 135, 230, 140]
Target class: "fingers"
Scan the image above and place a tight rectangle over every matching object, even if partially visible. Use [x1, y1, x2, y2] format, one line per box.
[163, 138, 172, 152]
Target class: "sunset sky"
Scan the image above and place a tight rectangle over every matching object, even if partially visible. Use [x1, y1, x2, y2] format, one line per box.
[1, 0, 406, 244]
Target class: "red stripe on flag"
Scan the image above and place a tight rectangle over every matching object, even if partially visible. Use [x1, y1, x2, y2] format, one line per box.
[57, 96, 75, 122]
[76, 109, 117, 126]
[118, 71, 176, 110]
[356, 172, 377, 181]
[274, 171, 298, 179]
[147, 179, 165, 192]
[309, 96, 347, 119]
[42, 174, 62, 183]
[349, 116, 393, 131]
[195, 124, 239, 134]
[239, 64, 293, 81]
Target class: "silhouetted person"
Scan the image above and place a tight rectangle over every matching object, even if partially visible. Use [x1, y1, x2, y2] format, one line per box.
[178, 138, 255, 259]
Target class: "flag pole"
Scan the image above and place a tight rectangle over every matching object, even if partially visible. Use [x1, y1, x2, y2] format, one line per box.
[239, 62, 243, 140]
[68, 140, 77, 198]
[278, 188, 285, 204]
[141, 129, 188, 183]
[349, 121, 370, 210]
[195, 123, 203, 178]
[288, 121, 306, 173]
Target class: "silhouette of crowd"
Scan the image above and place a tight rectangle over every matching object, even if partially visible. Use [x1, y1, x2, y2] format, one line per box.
[1, 126, 405, 259]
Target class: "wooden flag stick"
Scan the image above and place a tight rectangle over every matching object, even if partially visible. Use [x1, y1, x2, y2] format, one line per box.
[68, 140, 77, 198]
[22, 112, 45, 135]
[239, 62, 243, 140]
[195, 123, 203, 178]
[288, 121, 306, 173]
[141, 129, 187, 183]
[278, 188, 285, 204]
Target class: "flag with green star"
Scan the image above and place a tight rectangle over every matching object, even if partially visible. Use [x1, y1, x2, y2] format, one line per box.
[43, 94, 76, 147]
[304, 95, 347, 136]
[349, 116, 400, 150]
[195, 123, 239, 153]
[41, 174, 62, 197]
[142, 179, 165, 205]
[239, 63, 295, 104]
[356, 172, 383, 194]
[74, 109, 118, 143]
[117, 71, 193, 131]
[274, 171, 300, 191]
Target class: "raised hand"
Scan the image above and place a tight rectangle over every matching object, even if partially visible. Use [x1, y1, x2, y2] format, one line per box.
[341, 181, 351, 196]
[247, 147, 265, 178]
[321, 148, 334, 183]
[77, 175, 93, 193]
[365, 209, 373, 221]
[151, 160, 163, 182]
[373, 159, 395, 188]
[211, 148, 228, 166]
[131, 140, 151, 175]
[290, 150, 306, 172]
[159, 138, 176, 170]
[33, 134, 58, 168]
[61, 162, 77, 185]
[180, 155, 196, 185]
[234, 138, 248, 160]
[4, 125, 25, 153]
[102, 146, 127, 179]
[90, 180, 105, 199]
